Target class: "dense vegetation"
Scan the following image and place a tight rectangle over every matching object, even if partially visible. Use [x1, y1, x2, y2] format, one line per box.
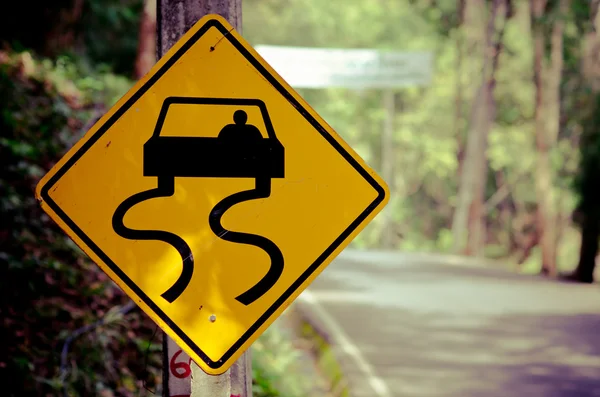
[2, 0, 599, 396]
[245, 0, 600, 278]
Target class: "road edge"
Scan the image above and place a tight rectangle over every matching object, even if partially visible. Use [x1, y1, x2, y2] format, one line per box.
[296, 291, 392, 397]
[289, 299, 349, 396]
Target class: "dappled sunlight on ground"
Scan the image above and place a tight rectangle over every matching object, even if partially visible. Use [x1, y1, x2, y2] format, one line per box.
[305, 251, 600, 397]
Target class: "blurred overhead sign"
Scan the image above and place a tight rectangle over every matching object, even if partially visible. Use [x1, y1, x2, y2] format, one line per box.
[35, 15, 389, 375]
[254, 45, 433, 89]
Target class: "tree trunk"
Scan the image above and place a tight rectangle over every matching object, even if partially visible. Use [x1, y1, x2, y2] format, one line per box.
[466, 0, 510, 256]
[531, 0, 565, 276]
[452, 82, 483, 254]
[574, 214, 599, 282]
[135, 0, 157, 79]
[548, 0, 567, 266]
[464, 83, 490, 257]
[567, 2, 600, 283]
[452, 0, 506, 256]
[451, 0, 487, 254]
[455, 0, 466, 177]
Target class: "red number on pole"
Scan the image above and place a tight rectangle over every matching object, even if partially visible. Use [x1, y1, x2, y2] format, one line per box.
[170, 349, 192, 379]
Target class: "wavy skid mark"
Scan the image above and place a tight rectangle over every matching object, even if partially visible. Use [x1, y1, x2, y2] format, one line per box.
[209, 177, 284, 305]
[112, 177, 194, 303]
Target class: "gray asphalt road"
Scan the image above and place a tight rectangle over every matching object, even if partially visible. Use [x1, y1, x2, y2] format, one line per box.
[299, 250, 600, 397]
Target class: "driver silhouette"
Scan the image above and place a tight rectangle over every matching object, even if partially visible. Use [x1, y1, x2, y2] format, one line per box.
[218, 110, 263, 143]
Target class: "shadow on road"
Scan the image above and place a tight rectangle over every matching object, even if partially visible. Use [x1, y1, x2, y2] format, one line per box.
[330, 304, 600, 396]
[309, 254, 600, 396]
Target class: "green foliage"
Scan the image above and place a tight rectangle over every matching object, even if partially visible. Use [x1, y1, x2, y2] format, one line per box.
[244, 0, 588, 271]
[81, 0, 144, 76]
[298, 321, 349, 397]
[0, 51, 156, 397]
[252, 318, 313, 397]
[570, 0, 594, 35]
[2, 0, 598, 395]
[0, 0, 144, 77]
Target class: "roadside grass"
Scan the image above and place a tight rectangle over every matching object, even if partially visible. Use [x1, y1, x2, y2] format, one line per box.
[252, 304, 349, 397]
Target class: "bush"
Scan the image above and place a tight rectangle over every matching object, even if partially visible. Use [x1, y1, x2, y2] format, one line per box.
[252, 317, 313, 397]
[0, 51, 160, 397]
[1, 50, 324, 397]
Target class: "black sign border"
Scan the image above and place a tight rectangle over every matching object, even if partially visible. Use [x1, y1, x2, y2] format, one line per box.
[40, 17, 387, 370]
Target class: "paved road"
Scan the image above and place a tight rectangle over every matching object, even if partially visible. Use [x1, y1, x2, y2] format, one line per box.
[298, 250, 600, 397]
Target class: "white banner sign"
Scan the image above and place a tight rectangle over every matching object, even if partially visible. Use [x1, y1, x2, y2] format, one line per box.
[254, 45, 433, 89]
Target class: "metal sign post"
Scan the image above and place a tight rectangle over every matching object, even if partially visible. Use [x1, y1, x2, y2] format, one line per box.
[158, 1, 249, 396]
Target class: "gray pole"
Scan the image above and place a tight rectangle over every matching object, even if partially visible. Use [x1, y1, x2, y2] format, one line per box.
[157, 1, 251, 396]
[158, 0, 241, 56]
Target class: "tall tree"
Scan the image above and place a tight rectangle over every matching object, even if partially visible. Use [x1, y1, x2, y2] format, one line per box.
[530, 0, 568, 276]
[455, 0, 466, 176]
[564, 0, 600, 283]
[452, 0, 510, 256]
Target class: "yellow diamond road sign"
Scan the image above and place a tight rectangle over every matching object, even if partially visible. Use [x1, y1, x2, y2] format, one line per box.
[35, 14, 389, 374]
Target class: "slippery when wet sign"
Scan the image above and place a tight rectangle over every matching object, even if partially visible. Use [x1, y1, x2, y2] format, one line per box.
[36, 14, 389, 374]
